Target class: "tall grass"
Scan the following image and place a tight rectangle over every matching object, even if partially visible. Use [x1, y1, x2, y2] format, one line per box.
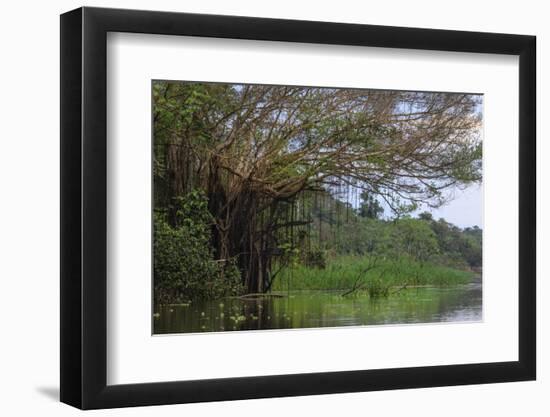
[271, 256, 474, 293]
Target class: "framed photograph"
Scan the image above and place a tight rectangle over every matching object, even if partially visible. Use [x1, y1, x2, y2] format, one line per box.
[60, 6, 536, 409]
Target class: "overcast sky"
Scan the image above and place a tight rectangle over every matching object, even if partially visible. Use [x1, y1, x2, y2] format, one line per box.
[413, 184, 483, 229]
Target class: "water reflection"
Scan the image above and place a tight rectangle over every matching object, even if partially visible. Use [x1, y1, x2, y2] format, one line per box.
[153, 283, 482, 334]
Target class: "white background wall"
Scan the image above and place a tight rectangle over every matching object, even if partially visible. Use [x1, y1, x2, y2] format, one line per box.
[0, 0, 545, 415]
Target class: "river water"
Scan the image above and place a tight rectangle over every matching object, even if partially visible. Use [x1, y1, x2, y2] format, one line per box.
[154, 281, 482, 334]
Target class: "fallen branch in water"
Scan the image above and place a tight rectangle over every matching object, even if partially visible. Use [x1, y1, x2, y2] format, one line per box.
[341, 258, 381, 297]
[391, 283, 408, 295]
[237, 293, 286, 300]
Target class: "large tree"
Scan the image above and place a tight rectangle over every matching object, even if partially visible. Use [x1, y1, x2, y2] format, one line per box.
[153, 82, 482, 293]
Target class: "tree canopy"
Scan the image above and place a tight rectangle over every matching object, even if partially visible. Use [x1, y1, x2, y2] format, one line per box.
[154, 83, 481, 209]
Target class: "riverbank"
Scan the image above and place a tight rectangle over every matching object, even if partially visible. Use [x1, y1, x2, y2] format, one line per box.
[271, 256, 475, 292]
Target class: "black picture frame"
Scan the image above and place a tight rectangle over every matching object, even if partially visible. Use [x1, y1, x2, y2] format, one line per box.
[60, 6, 536, 410]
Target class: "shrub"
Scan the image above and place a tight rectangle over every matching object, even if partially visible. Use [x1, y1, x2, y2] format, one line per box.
[153, 190, 243, 304]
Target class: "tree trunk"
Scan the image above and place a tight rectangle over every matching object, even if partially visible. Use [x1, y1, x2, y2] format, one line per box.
[207, 183, 265, 293]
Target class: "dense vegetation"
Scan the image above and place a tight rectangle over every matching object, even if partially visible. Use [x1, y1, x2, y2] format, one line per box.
[271, 198, 482, 295]
[153, 82, 482, 305]
[154, 187, 482, 302]
[154, 190, 243, 304]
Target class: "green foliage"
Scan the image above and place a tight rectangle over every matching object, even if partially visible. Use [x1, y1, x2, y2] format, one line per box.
[427, 218, 482, 268]
[272, 203, 479, 298]
[300, 191, 480, 270]
[390, 217, 439, 263]
[362, 276, 391, 298]
[335, 217, 390, 255]
[272, 256, 473, 293]
[278, 241, 301, 268]
[154, 190, 243, 304]
[357, 192, 384, 219]
[418, 211, 434, 221]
